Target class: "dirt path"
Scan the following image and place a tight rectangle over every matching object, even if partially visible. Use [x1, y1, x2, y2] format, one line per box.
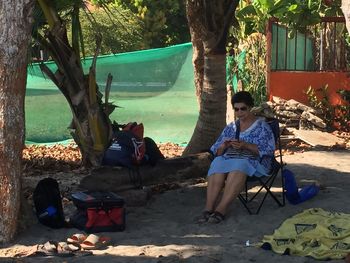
[1, 149, 350, 262]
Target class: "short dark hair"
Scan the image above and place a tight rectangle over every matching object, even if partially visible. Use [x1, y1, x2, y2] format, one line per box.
[231, 91, 254, 107]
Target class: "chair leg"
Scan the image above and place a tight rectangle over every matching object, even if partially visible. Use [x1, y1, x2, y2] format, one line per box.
[238, 195, 253, 214]
[262, 177, 284, 207]
[281, 167, 286, 206]
[238, 172, 285, 214]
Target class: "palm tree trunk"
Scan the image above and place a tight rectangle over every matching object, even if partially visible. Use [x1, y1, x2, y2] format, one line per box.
[342, 0, 350, 34]
[183, 53, 227, 154]
[185, 0, 204, 102]
[0, 0, 33, 243]
[184, 0, 239, 155]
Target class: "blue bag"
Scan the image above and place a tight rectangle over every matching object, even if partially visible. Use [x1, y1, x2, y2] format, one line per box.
[283, 169, 319, 205]
[102, 131, 136, 168]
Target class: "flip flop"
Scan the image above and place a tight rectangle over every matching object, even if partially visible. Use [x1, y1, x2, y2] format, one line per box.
[57, 241, 93, 257]
[58, 242, 80, 252]
[80, 234, 111, 250]
[67, 233, 87, 244]
[35, 241, 73, 258]
[36, 241, 57, 257]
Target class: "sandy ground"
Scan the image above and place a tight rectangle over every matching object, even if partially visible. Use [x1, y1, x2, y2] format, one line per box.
[1, 149, 350, 263]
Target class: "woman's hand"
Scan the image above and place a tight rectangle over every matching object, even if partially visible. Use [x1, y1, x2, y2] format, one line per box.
[229, 139, 259, 155]
[216, 140, 232, 156]
[216, 139, 258, 156]
[229, 139, 246, 150]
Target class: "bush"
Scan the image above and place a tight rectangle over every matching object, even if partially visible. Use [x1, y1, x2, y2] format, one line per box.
[227, 33, 267, 105]
[306, 85, 350, 131]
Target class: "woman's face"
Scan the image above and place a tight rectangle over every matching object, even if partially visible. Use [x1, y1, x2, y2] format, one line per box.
[233, 102, 251, 119]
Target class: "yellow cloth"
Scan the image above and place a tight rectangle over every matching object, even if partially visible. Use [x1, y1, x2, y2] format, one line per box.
[261, 208, 350, 260]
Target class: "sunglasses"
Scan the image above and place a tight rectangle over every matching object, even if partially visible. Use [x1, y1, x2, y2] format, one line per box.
[234, 106, 248, 112]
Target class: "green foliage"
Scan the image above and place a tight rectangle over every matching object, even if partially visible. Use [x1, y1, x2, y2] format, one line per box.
[236, 0, 342, 37]
[305, 85, 350, 131]
[229, 0, 343, 107]
[111, 0, 190, 48]
[228, 33, 267, 105]
[336, 89, 350, 131]
[75, 6, 144, 56]
[305, 85, 334, 129]
[32, 2, 145, 58]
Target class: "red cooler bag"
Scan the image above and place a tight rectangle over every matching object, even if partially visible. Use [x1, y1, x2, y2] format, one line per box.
[70, 191, 125, 233]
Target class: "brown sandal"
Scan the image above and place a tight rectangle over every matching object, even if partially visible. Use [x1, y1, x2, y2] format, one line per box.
[67, 233, 87, 245]
[207, 211, 225, 224]
[195, 210, 213, 224]
[80, 234, 111, 250]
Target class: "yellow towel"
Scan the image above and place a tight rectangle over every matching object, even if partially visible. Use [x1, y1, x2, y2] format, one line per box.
[261, 208, 350, 260]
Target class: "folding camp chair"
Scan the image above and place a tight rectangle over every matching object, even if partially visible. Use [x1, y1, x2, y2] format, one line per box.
[238, 118, 285, 214]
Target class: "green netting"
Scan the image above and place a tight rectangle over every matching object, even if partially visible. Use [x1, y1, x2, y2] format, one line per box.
[271, 24, 314, 71]
[26, 43, 198, 145]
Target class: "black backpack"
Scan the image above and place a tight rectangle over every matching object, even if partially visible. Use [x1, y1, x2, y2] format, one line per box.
[102, 130, 141, 168]
[143, 137, 165, 166]
[33, 178, 65, 229]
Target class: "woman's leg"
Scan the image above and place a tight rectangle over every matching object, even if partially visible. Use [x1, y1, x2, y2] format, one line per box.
[205, 173, 226, 212]
[214, 171, 246, 216]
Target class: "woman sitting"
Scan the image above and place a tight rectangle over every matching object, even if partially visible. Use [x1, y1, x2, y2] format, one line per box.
[198, 91, 275, 224]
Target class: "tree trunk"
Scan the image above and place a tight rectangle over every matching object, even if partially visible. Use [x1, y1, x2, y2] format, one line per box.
[183, 54, 227, 154]
[36, 0, 113, 166]
[342, 0, 350, 34]
[185, 0, 204, 102]
[184, 0, 239, 155]
[0, 0, 33, 243]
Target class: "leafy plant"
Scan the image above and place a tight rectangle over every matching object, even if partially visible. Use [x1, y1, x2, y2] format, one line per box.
[335, 89, 350, 131]
[108, 0, 190, 48]
[305, 85, 350, 131]
[227, 33, 267, 105]
[74, 5, 145, 56]
[236, 0, 342, 37]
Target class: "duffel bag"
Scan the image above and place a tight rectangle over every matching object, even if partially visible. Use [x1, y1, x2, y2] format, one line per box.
[70, 191, 125, 233]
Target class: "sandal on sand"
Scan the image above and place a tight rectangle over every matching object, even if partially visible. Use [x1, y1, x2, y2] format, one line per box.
[207, 211, 225, 224]
[35, 241, 73, 257]
[195, 210, 213, 224]
[33, 241, 93, 258]
[58, 242, 80, 252]
[67, 233, 87, 244]
[80, 234, 111, 250]
[57, 242, 92, 257]
[36, 241, 57, 257]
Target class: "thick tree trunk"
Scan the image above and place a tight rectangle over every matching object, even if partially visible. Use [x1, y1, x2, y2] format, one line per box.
[342, 0, 350, 34]
[185, 0, 204, 102]
[184, 0, 239, 155]
[190, 31, 204, 103]
[0, 1, 33, 243]
[183, 54, 227, 154]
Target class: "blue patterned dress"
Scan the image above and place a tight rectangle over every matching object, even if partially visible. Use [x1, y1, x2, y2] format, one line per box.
[207, 118, 275, 177]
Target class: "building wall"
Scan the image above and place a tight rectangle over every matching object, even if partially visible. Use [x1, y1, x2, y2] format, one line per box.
[268, 71, 350, 105]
